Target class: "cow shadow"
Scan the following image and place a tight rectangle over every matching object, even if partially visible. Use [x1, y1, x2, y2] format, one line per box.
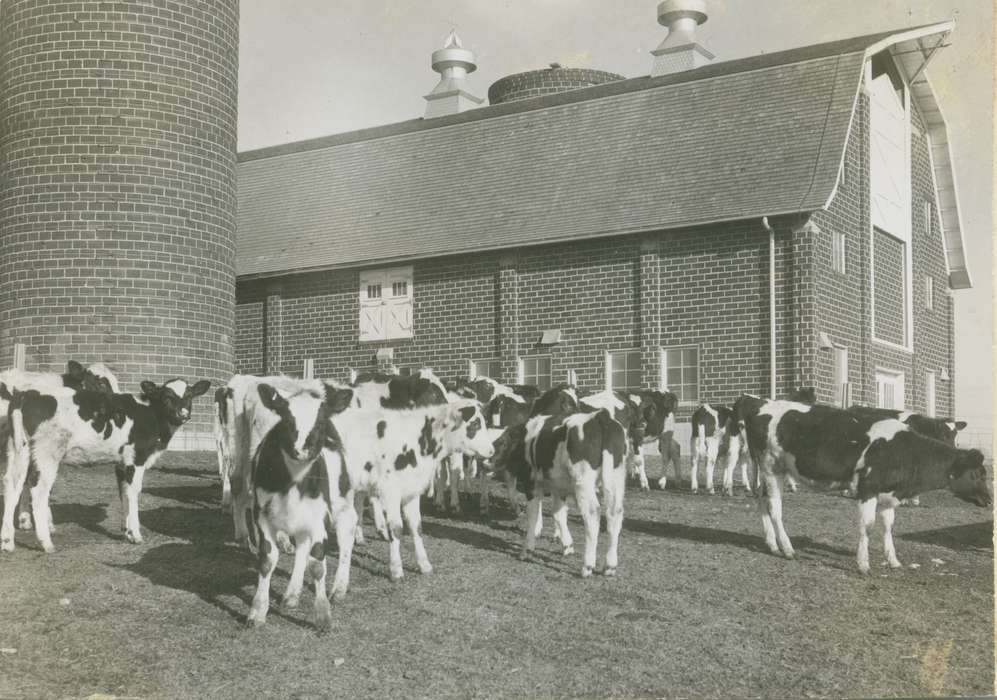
[51, 502, 114, 539]
[143, 484, 221, 510]
[621, 516, 854, 558]
[901, 521, 994, 552]
[156, 466, 218, 481]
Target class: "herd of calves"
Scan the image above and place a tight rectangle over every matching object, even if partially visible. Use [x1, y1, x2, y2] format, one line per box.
[0, 362, 990, 631]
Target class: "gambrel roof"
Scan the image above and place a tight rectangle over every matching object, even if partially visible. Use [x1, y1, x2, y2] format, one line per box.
[237, 22, 970, 288]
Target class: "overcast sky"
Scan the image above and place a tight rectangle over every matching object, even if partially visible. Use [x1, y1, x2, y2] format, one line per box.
[238, 0, 993, 422]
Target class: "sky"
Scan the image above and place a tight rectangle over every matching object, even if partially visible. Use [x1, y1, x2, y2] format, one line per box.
[238, 0, 993, 424]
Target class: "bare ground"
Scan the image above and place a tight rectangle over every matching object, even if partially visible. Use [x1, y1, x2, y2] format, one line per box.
[0, 452, 992, 700]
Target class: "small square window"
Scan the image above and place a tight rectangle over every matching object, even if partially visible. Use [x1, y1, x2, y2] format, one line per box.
[392, 281, 408, 297]
[474, 359, 503, 380]
[522, 356, 552, 390]
[662, 347, 699, 404]
[607, 350, 642, 390]
[366, 284, 382, 300]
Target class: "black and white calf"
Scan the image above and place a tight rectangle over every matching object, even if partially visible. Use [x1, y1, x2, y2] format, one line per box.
[325, 400, 495, 590]
[0, 378, 210, 553]
[244, 381, 354, 630]
[516, 408, 628, 577]
[740, 399, 990, 573]
[686, 403, 738, 495]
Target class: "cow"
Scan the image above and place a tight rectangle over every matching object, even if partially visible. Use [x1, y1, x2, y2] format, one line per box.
[0, 361, 120, 531]
[221, 375, 331, 549]
[514, 408, 629, 577]
[325, 399, 495, 588]
[577, 390, 646, 482]
[739, 398, 990, 573]
[244, 381, 354, 631]
[687, 403, 736, 494]
[0, 378, 210, 553]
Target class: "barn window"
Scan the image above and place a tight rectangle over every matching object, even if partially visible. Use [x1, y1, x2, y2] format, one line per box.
[359, 266, 413, 341]
[832, 346, 849, 407]
[472, 359, 503, 380]
[831, 231, 846, 275]
[606, 350, 642, 390]
[520, 356, 552, 390]
[925, 275, 934, 310]
[875, 369, 905, 410]
[660, 347, 699, 404]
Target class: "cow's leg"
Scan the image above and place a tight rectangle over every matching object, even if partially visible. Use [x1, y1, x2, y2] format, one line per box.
[282, 532, 312, 610]
[16, 484, 33, 530]
[690, 437, 701, 494]
[740, 453, 753, 495]
[433, 459, 447, 510]
[478, 465, 491, 515]
[246, 519, 280, 627]
[230, 467, 253, 550]
[633, 444, 650, 491]
[216, 440, 232, 512]
[370, 495, 389, 541]
[505, 472, 520, 514]
[382, 493, 405, 581]
[520, 493, 542, 560]
[763, 473, 794, 558]
[705, 438, 720, 495]
[574, 470, 601, 578]
[447, 461, 462, 513]
[115, 458, 149, 545]
[550, 493, 573, 556]
[603, 458, 626, 576]
[275, 531, 294, 554]
[856, 497, 878, 574]
[1, 441, 31, 552]
[331, 500, 358, 601]
[307, 538, 332, 631]
[29, 460, 59, 554]
[352, 491, 367, 545]
[879, 503, 902, 569]
[402, 497, 432, 575]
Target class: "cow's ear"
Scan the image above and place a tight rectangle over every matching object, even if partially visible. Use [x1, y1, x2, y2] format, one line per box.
[955, 420, 967, 431]
[257, 384, 286, 412]
[188, 380, 211, 398]
[324, 385, 353, 413]
[0, 383, 12, 402]
[140, 381, 160, 399]
[66, 360, 85, 377]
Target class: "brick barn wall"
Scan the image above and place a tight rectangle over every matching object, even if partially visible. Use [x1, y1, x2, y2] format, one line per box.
[0, 0, 239, 444]
[235, 221, 801, 419]
[872, 230, 907, 347]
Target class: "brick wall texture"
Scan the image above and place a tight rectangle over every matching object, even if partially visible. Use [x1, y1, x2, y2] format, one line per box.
[0, 0, 239, 441]
[236, 77, 956, 420]
[488, 67, 624, 105]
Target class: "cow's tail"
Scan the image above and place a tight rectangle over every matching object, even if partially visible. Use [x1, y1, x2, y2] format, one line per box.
[738, 417, 764, 495]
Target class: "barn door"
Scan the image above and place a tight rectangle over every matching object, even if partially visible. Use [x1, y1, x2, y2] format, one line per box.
[384, 267, 413, 340]
[875, 369, 904, 410]
[358, 270, 385, 342]
[869, 54, 909, 240]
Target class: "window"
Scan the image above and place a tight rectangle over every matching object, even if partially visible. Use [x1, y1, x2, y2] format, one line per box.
[606, 350, 642, 390]
[521, 356, 552, 390]
[925, 371, 936, 418]
[359, 266, 413, 341]
[832, 231, 846, 274]
[925, 275, 934, 310]
[924, 200, 934, 237]
[832, 346, 849, 407]
[661, 347, 699, 404]
[875, 369, 905, 410]
[473, 359, 503, 380]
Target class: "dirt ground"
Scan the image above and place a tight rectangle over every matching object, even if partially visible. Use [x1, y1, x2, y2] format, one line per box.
[0, 452, 992, 699]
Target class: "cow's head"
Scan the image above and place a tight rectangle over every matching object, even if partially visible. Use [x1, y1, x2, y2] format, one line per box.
[491, 424, 527, 474]
[788, 387, 817, 405]
[947, 448, 991, 507]
[529, 385, 578, 417]
[635, 390, 678, 438]
[63, 361, 116, 394]
[257, 382, 354, 463]
[140, 378, 212, 425]
[444, 401, 494, 460]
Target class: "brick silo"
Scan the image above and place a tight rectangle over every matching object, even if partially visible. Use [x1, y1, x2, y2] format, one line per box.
[0, 0, 239, 445]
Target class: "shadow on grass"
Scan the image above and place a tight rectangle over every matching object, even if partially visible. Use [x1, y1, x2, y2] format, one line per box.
[144, 484, 221, 510]
[51, 502, 114, 539]
[156, 466, 218, 480]
[901, 521, 994, 552]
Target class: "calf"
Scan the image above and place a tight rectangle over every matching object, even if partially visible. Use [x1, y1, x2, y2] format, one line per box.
[741, 399, 990, 572]
[0, 378, 210, 553]
[325, 400, 495, 589]
[244, 381, 354, 630]
[578, 390, 645, 481]
[516, 408, 628, 577]
[0, 361, 120, 531]
[687, 403, 737, 494]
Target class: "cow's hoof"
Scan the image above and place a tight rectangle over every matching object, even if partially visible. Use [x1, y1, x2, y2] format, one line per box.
[331, 586, 348, 602]
[640, 482, 650, 492]
[581, 566, 593, 578]
[125, 530, 143, 544]
[312, 609, 332, 634]
[389, 569, 404, 581]
[706, 488, 715, 495]
[40, 541, 55, 554]
[722, 488, 733, 497]
[656, 478, 668, 490]
[245, 614, 266, 629]
[282, 595, 300, 610]
[376, 529, 390, 542]
[690, 488, 699, 495]
[17, 513, 33, 530]
[418, 562, 433, 575]
[858, 565, 871, 576]
[604, 566, 617, 577]
[562, 545, 574, 556]
[1, 539, 14, 553]
[888, 559, 902, 569]
[782, 550, 795, 560]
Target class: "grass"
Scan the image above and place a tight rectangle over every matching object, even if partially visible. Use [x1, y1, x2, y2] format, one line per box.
[0, 452, 992, 699]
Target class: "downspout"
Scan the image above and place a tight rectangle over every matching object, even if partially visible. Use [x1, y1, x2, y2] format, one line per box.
[762, 217, 777, 398]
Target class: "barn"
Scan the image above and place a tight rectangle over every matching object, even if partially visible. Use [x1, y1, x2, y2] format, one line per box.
[234, 15, 970, 434]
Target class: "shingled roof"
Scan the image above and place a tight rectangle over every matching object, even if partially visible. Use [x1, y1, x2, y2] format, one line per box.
[238, 23, 967, 286]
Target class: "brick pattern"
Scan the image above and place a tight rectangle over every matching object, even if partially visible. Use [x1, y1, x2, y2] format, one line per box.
[0, 0, 239, 438]
[488, 67, 624, 105]
[873, 230, 907, 346]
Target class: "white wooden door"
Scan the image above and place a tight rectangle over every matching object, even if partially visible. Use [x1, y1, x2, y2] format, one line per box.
[875, 370, 905, 410]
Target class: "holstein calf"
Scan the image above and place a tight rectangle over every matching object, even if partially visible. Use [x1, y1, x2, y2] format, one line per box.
[0, 378, 210, 553]
[326, 400, 494, 588]
[474, 382, 541, 514]
[740, 399, 991, 572]
[687, 403, 737, 495]
[517, 408, 628, 577]
[244, 381, 354, 631]
[0, 361, 120, 531]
